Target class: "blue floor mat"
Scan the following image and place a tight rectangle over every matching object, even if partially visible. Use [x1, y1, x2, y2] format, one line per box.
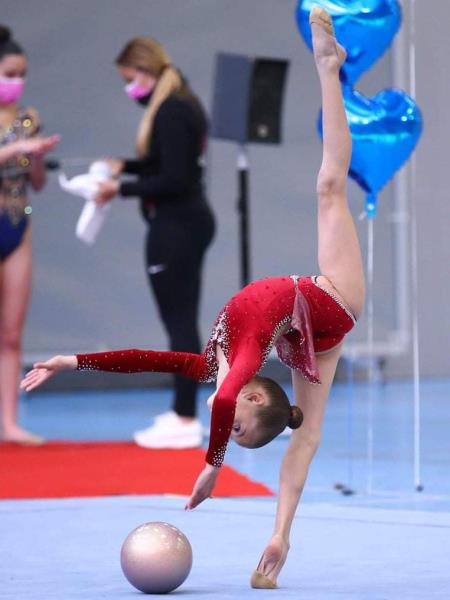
[1, 495, 449, 599]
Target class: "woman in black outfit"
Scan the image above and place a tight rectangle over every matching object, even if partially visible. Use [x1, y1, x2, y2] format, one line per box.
[95, 37, 215, 449]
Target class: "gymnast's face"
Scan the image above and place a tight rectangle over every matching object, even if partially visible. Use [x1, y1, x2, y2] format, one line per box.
[117, 65, 157, 92]
[0, 54, 27, 80]
[207, 384, 269, 448]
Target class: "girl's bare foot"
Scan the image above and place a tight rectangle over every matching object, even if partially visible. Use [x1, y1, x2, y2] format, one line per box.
[310, 6, 346, 70]
[1, 424, 45, 445]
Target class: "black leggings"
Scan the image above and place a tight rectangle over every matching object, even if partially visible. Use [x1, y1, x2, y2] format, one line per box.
[145, 210, 215, 417]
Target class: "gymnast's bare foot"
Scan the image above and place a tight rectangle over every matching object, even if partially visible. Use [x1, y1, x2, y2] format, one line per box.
[1, 424, 45, 445]
[310, 6, 346, 71]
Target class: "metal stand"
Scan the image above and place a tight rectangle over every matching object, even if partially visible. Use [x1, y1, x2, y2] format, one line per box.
[366, 216, 375, 494]
[237, 146, 250, 287]
[334, 356, 356, 496]
[408, 0, 423, 492]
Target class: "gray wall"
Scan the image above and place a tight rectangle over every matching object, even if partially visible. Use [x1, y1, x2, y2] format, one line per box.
[2, 1, 448, 378]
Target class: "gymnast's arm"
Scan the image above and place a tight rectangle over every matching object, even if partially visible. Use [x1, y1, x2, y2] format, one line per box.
[0, 140, 28, 163]
[186, 339, 262, 509]
[20, 348, 209, 392]
[0, 108, 59, 170]
[0, 136, 59, 165]
[253, 347, 341, 585]
[23, 108, 45, 191]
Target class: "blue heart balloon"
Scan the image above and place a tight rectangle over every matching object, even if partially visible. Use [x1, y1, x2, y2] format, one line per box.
[296, 0, 402, 85]
[318, 87, 423, 205]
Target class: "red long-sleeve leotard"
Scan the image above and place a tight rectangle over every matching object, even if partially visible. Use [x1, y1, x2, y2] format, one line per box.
[77, 276, 355, 467]
[75, 343, 262, 467]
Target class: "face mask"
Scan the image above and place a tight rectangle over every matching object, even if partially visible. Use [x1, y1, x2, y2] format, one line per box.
[0, 76, 25, 104]
[136, 91, 153, 107]
[124, 79, 153, 101]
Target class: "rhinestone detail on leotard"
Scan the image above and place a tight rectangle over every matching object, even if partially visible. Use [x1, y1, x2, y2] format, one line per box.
[311, 276, 356, 324]
[0, 110, 38, 224]
[205, 307, 292, 380]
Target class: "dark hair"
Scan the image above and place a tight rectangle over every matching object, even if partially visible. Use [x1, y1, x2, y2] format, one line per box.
[0, 25, 24, 61]
[248, 375, 303, 449]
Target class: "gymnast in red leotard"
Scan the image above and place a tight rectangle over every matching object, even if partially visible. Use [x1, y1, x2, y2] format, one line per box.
[21, 8, 365, 589]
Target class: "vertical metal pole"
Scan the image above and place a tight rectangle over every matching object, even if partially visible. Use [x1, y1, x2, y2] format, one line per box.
[366, 217, 375, 495]
[391, 19, 411, 350]
[237, 145, 250, 287]
[333, 354, 356, 495]
[346, 355, 355, 491]
[408, 0, 423, 492]
[392, 0, 423, 492]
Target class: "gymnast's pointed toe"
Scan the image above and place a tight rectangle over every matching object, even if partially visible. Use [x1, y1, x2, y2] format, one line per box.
[250, 570, 278, 589]
[309, 6, 335, 36]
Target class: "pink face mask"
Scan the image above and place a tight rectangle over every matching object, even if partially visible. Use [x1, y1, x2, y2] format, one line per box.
[124, 79, 152, 100]
[0, 76, 25, 104]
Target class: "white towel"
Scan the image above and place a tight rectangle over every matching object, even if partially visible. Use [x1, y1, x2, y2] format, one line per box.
[58, 161, 113, 245]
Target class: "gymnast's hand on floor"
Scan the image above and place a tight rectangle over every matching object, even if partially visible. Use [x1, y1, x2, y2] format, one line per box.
[251, 534, 290, 588]
[185, 464, 220, 510]
[20, 355, 78, 392]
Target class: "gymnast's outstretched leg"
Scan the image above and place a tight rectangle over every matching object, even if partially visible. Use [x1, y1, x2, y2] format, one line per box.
[313, 12, 365, 316]
[251, 8, 365, 588]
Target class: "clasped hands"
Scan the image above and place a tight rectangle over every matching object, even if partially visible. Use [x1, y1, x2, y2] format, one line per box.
[93, 158, 124, 204]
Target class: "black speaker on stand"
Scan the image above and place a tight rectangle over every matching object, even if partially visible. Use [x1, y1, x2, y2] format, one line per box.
[211, 53, 289, 287]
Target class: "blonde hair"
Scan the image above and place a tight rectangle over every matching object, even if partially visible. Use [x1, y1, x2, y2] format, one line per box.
[116, 37, 183, 157]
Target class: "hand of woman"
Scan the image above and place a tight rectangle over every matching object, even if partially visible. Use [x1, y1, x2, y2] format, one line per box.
[185, 464, 220, 510]
[20, 355, 77, 392]
[102, 158, 124, 177]
[19, 134, 60, 156]
[95, 179, 119, 204]
[252, 534, 290, 587]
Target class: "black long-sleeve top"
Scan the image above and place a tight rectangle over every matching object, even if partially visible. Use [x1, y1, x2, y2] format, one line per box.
[119, 93, 209, 219]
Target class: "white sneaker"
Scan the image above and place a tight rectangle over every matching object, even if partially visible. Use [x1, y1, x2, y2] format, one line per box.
[133, 413, 203, 449]
[154, 410, 177, 424]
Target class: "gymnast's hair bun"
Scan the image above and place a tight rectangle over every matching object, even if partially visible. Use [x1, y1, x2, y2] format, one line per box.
[288, 405, 303, 429]
[0, 26, 12, 45]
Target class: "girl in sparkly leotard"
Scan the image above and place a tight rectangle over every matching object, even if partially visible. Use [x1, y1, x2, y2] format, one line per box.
[21, 8, 364, 587]
[0, 25, 59, 444]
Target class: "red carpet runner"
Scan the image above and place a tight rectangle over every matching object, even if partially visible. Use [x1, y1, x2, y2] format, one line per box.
[0, 442, 274, 500]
